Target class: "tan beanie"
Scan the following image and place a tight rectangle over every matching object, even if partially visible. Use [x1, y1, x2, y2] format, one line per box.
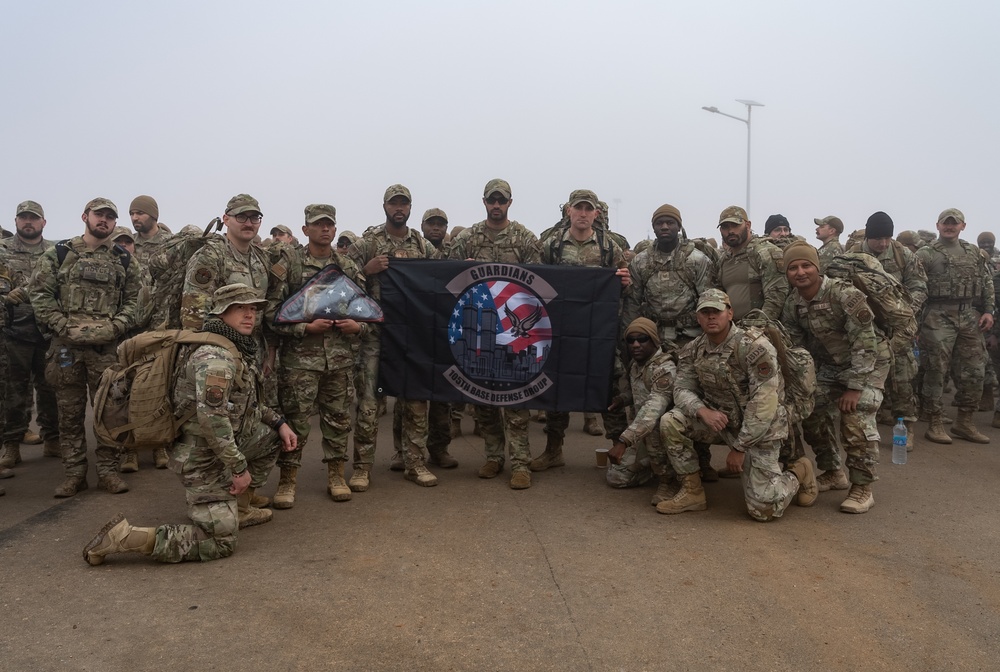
[129, 195, 159, 221]
[624, 317, 661, 346]
[651, 204, 682, 224]
[782, 240, 820, 269]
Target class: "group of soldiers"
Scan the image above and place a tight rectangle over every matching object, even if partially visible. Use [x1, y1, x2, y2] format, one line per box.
[0, 183, 992, 566]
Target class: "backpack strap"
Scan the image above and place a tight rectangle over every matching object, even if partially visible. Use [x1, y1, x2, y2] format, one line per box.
[55, 239, 131, 271]
[175, 331, 247, 390]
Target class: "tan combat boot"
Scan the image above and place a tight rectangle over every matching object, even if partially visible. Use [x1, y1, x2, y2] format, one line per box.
[583, 413, 604, 436]
[404, 463, 438, 487]
[98, 473, 129, 494]
[120, 448, 139, 473]
[153, 447, 169, 469]
[54, 475, 88, 498]
[655, 473, 706, 514]
[815, 468, 850, 491]
[478, 460, 502, 478]
[83, 513, 157, 566]
[43, 439, 61, 458]
[389, 451, 405, 472]
[272, 467, 297, 509]
[924, 414, 953, 444]
[650, 474, 680, 506]
[529, 434, 565, 472]
[790, 457, 818, 507]
[951, 410, 990, 444]
[23, 431, 42, 445]
[428, 448, 458, 469]
[237, 488, 273, 528]
[348, 465, 371, 492]
[327, 460, 352, 501]
[840, 484, 875, 514]
[993, 411, 1000, 429]
[509, 469, 531, 490]
[0, 443, 21, 469]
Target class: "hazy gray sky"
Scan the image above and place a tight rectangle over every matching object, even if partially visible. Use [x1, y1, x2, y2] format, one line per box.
[3, 1, 998, 248]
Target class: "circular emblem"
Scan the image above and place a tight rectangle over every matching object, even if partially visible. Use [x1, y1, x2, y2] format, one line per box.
[393, 250, 409, 258]
[193, 267, 214, 286]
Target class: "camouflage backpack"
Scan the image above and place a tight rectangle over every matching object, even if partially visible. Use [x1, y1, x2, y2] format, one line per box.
[824, 253, 917, 344]
[93, 329, 245, 450]
[737, 309, 816, 425]
[146, 218, 223, 329]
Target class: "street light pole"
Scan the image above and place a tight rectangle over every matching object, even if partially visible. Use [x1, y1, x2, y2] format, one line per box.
[702, 99, 764, 214]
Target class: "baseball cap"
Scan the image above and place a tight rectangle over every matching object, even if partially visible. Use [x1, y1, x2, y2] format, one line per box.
[209, 283, 267, 316]
[814, 215, 844, 234]
[226, 194, 261, 216]
[16, 200, 44, 218]
[111, 226, 135, 242]
[85, 197, 118, 216]
[937, 208, 965, 225]
[270, 225, 293, 237]
[567, 189, 600, 208]
[483, 178, 512, 199]
[383, 184, 412, 203]
[718, 206, 748, 227]
[422, 208, 448, 223]
[304, 203, 337, 224]
[696, 288, 732, 312]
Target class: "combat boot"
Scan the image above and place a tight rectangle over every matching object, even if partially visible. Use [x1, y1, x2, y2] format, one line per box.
[54, 475, 88, 498]
[992, 411, 1000, 429]
[43, 439, 61, 458]
[951, 410, 990, 444]
[0, 443, 21, 469]
[924, 415, 953, 444]
[509, 469, 531, 490]
[153, 447, 169, 469]
[655, 473, 706, 514]
[478, 460, 502, 478]
[815, 468, 849, 492]
[120, 449, 139, 473]
[650, 474, 680, 506]
[529, 434, 565, 472]
[23, 431, 42, 445]
[348, 465, 371, 492]
[237, 489, 273, 528]
[98, 473, 130, 494]
[428, 449, 459, 469]
[839, 484, 875, 514]
[249, 490, 271, 507]
[0, 466, 12, 480]
[583, 414, 604, 436]
[272, 467, 297, 509]
[83, 513, 156, 566]
[905, 422, 915, 452]
[327, 460, 352, 501]
[790, 457, 818, 507]
[389, 451, 405, 472]
[404, 463, 438, 487]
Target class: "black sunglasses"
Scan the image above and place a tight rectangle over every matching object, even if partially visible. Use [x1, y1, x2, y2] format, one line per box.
[486, 196, 509, 205]
[625, 334, 651, 344]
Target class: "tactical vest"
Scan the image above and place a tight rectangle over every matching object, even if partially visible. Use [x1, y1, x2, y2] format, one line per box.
[54, 240, 132, 319]
[634, 242, 704, 329]
[461, 221, 533, 263]
[692, 328, 759, 432]
[718, 237, 783, 313]
[926, 240, 982, 301]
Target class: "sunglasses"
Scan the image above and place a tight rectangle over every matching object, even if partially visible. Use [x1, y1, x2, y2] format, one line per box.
[486, 196, 509, 205]
[625, 334, 651, 344]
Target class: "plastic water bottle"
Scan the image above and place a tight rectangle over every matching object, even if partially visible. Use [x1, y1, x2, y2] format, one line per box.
[892, 417, 907, 464]
[57, 347, 73, 368]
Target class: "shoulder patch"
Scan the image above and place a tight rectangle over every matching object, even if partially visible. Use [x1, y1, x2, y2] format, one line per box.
[855, 307, 874, 323]
[204, 373, 230, 407]
[843, 290, 864, 313]
[271, 262, 287, 280]
[192, 267, 214, 287]
[756, 359, 774, 379]
[745, 342, 767, 365]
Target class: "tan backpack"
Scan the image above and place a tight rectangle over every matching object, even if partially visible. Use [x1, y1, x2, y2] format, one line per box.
[94, 330, 244, 450]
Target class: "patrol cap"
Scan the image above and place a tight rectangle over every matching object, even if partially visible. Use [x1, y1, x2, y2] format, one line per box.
[483, 178, 512, 199]
[270, 225, 294, 237]
[85, 197, 118, 216]
[337, 230, 358, 246]
[896, 230, 920, 247]
[814, 215, 844, 234]
[304, 203, 337, 224]
[422, 208, 448, 223]
[226, 194, 261, 216]
[567, 189, 600, 208]
[696, 288, 731, 312]
[383, 184, 412, 203]
[718, 205, 748, 227]
[111, 226, 134, 242]
[208, 283, 267, 315]
[937, 208, 965, 225]
[16, 200, 44, 218]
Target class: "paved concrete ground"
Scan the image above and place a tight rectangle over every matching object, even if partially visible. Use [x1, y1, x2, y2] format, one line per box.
[2, 406, 999, 671]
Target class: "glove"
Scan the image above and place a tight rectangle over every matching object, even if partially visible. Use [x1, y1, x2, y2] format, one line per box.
[4, 287, 28, 305]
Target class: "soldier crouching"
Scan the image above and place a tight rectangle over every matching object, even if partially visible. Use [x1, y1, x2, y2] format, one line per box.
[83, 284, 296, 565]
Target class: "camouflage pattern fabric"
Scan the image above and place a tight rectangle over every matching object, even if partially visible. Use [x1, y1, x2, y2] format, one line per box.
[817, 239, 844, 273]
[715, 236, 789, 321]
[132, 224, 172, 268]
[608, 350, 675, 487]
[181, 237, 269, 332]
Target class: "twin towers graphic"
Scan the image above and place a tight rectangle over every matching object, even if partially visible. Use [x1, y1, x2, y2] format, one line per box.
[450, 301, 549, 384]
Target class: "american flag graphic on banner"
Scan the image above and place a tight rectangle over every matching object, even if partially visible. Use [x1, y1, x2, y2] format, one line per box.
[448, 281, 552, 365]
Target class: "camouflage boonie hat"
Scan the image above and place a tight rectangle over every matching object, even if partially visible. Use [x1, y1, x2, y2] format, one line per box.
[16, 200, 44, 217]
[111, 226, 135, 241]
[304, 203, 337, 224]
[226, 194, 261, 216]
[383, 184, 412, 203]
[696, 288, 731, 312]
[209, 283, 267, 316]
[567, 189, 600, 208]
[337, 230, 358, 246]
[422, 208, 448, 223]
[85, 197, 118, 216]
[718, 205, 748, 227]
[937, 208, 965, 225]
[483, 178, 512, 199]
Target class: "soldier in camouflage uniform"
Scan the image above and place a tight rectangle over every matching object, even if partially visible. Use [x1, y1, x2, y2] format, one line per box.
[29, 197, 141, 497]
[607, 318, 678, 505]
[0, 255, 13, 488]
[764, 214, 792, 240]
[977, 232, 1000, 270]
[267, 204, 369, 507]
[715, 206, 789, 321]
[129, 195, 172, 268]
[530, 189, 631, 476]
[346, 184, 438, 491]
[658, 289, 816, 520]
[83, 284, 297, 566]
[781, 241, 889, 514]
[917, 208, 995, 444]
[845, 212, 927, 444]
[0, 200, 60, 471]
[447, 178, 542, 489]
[814, 215, 845, 272]
[896, 230, 922, 253]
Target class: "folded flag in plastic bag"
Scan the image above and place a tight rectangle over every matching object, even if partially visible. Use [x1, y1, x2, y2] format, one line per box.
[274, 264, 383, 323]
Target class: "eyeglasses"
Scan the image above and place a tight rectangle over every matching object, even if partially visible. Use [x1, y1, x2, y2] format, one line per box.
[486, 196, 509, 205]
[234, 213, 263, 224]
[625, 334, 651, 344]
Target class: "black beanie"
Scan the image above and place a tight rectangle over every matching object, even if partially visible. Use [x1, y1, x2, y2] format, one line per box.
[865, 211, 894, 239]
[764, 214, 790, 234]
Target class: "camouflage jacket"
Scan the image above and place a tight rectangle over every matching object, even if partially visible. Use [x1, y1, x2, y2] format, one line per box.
[917, 238, 995, 313]
[847, 239, 928, 313]
[29, 236, 141, 341]
[173, 341, 280, 476]
[0, 236, 53, 343]
[539, 225, 624, 269]
[615, 350, 676, 448]
[715, 236, 789, 321]
[266, 248, 368, 372]
[346, 225, 433, 301]
[447, 220, 541, 264]
[817, 239, 843, 273]
[781, 277, 888, 390]
[623, 241, 716, 344]
[674, 324, 788, 451]
[181, 236, 269, 331]
[133, 223, 173, 270]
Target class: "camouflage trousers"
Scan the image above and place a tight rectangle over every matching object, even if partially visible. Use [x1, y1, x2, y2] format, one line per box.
[278, 366, 353, 468]
[352, 329, 381, 466]
[386, 398, 430, 468]
[236, 420, 282, 490]
[606, 435, 655, 489]
[660, 409, 798, 521]
[475, 405, 531, 471]
[394, 399, 450, 459]
[44, 340, 119, 479]
[919, 307, 988, 415]
[883, 345, 916, 420]
[802, 375, 881, 485]
[989, 342, 1000, 410]
[4, 338, 59, 444]
[544, 408, 628, 442]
